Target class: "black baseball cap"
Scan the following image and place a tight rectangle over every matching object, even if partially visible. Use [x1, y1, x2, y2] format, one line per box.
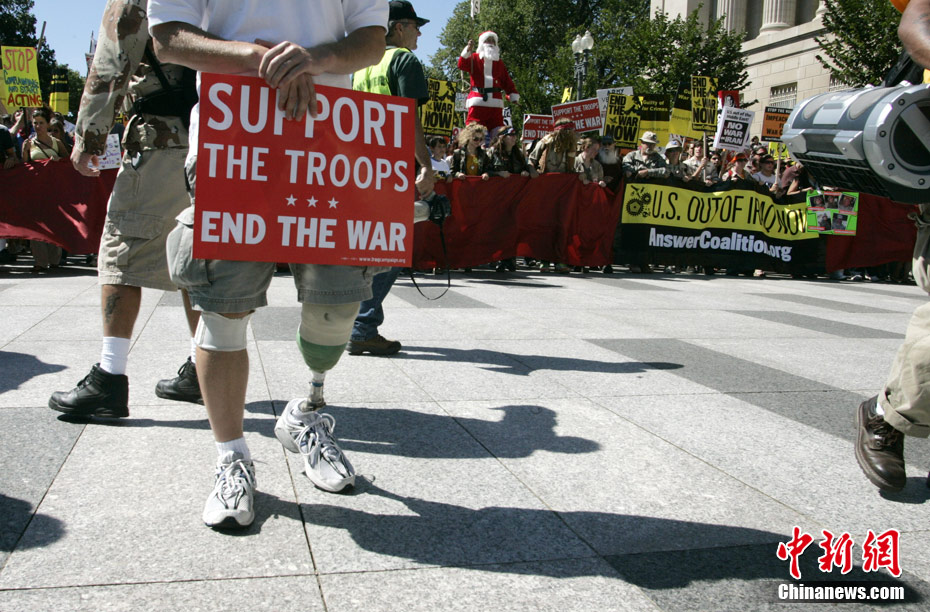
[390, 1, 429, 26]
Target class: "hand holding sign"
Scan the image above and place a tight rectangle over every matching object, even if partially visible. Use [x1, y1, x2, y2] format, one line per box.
[256, 40, 326, 120]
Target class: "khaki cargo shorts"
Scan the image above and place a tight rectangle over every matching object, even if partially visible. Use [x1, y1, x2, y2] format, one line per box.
[98, 147, 190, 291]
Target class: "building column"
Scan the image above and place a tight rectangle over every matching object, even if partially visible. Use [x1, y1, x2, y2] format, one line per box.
[816, 0, 827, 17]
[716, 0, 746, 33]
[760, 0, 797, 33]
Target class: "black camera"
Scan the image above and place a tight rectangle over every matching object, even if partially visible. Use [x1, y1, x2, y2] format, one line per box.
[425, 193, 451, 225]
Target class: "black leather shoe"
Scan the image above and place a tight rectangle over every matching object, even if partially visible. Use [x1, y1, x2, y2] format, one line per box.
[347, 334, 401, 356]
[856, 396, 906, 492]
[155, 358, 203, 404]
[49, 364, 129, 418]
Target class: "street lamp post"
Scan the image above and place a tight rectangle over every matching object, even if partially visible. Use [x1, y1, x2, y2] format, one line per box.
[571, 30, 594, 102]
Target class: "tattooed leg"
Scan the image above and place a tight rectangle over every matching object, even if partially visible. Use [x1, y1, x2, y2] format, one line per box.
[101, 284, 142, 338]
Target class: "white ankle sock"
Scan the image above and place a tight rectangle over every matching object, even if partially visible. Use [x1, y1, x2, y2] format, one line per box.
[189, 338, 198, 365]
[216, 437, 251, 461]
[100, 336, 131, 375]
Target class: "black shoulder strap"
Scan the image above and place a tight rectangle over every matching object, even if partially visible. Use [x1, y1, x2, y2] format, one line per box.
[143, 43, 173, 94]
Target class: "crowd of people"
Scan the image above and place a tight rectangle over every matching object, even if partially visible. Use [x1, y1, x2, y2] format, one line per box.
[421, 116, 910, 281]
[0, 106, 82, 272]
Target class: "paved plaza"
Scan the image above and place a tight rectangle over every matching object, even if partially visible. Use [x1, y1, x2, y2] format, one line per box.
[2, 261, 930, 611]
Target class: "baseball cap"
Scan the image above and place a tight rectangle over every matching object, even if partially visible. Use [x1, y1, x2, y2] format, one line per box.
[389, 1, 429, 26]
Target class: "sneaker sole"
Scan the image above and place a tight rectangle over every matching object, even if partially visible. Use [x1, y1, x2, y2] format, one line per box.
[48, 398, 128, 418]
[154, 387, 205, 405]
[203, 512, 254, 529]
[305, 469, 355, 493]
[855, 403, 906, 493]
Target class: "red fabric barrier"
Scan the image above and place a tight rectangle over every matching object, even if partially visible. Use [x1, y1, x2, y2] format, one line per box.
[413, 174, 622, 268]
[824, 194, 918, 272]
[0, 159, 116, 253]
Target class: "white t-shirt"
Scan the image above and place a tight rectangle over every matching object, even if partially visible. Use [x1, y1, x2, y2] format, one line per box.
[147, 0, 388, 153]
[752, 171, 777, 187]
[431, 157, 451, 177]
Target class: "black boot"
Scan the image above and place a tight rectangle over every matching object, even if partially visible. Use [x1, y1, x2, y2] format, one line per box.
[49, 364, 129, 418]
[855, 396, 906, 492]
[155, 358, 203, 405]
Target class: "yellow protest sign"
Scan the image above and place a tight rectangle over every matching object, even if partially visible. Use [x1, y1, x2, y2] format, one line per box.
[669, 80, 702, 141]
[768, 141, 790, 160]
[561, 87, 573, 103]
[621, 183, 815, 242]
[1, 46, 43, 111]
[638, 94, 670, 147]
[49, 68, 69, 114]
[602, 92, 640, 148]
[420, 78, 456, 137]
[690, 75, 718, 132]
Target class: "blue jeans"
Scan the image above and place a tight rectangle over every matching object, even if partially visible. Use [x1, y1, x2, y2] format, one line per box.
[351, 267, 402, 341]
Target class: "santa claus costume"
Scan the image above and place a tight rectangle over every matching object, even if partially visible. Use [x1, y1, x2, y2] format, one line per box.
[458, 31, 520, 134]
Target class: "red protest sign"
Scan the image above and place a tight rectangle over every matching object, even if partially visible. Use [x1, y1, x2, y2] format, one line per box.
[551, 98, 602, 133]
[193, 74, 416, 267]
[522, 114, 553, 140]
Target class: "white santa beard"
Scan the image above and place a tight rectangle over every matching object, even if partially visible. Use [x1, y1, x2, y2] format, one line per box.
[598, 149, 619, 165]
[478, 44, 500, 61]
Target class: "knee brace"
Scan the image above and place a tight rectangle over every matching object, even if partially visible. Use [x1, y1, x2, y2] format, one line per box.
[194, 311, 252, 351]
[297, 302, 360, 372]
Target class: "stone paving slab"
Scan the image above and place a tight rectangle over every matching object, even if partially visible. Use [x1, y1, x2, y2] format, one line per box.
[2, 267, 929, 610]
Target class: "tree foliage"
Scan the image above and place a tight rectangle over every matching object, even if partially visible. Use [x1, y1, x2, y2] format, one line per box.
[430, 0, 750, 124]
[815, 0, 902, 87]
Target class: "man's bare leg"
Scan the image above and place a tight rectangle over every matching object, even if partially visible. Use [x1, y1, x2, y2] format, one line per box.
[196, 311, 250, 443]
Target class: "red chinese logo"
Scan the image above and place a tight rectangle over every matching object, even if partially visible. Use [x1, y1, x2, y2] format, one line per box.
[862, 529, 901, 577]
[777, 527, 902, 579]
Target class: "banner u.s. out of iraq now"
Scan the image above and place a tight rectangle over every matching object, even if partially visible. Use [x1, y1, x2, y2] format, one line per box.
[193, 74, 416, 267]
[620, 181, 817, 265]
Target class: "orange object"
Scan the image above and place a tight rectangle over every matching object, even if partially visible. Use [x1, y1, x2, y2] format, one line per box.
[891, 0, 908, 12]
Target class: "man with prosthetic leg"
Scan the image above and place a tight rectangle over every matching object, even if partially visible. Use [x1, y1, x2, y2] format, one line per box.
[149, 0, 436, 528]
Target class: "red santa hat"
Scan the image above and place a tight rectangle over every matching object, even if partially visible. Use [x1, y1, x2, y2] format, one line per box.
[478, 31, 498, 46]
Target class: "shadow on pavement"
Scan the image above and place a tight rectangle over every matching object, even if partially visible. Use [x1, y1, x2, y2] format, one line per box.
[0, 352, 66, 394]
[0, 493, 65, 556]
[328, 403, 600, 458]
[395, 345, 682, 376]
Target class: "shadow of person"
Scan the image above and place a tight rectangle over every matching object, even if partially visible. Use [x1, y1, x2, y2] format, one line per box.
[299, 483, 924, 600]
[0, 493, 66, 557]
[395, 345, 682, 376]
[0, 352, 67, 394]
[326, 403, 599, 459]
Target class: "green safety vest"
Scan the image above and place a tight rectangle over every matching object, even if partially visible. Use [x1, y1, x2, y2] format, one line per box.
[352, 46, 409, 95]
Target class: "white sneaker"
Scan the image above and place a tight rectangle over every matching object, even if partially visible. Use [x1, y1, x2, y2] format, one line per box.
[274, 398, 355, 492]
[202, 451, 255, 529]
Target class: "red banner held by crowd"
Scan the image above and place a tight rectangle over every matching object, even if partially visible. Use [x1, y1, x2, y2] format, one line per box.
[193, 74, 416, 267]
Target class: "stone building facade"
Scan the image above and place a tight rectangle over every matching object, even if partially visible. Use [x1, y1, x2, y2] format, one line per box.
[650, 0, 832, 138]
